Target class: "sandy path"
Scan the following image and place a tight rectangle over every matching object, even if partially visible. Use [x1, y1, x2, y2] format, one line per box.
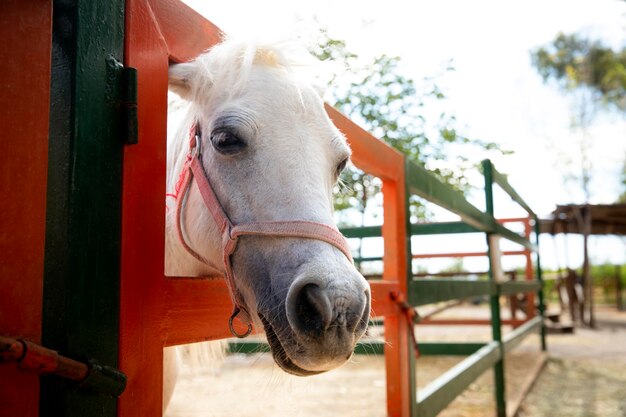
[167, 306, 626, 417]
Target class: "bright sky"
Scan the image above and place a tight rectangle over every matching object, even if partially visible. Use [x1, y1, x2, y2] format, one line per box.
[182, 0, 626, 270]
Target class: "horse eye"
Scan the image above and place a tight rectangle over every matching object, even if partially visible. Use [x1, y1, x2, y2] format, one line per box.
[336, 158, 349, 176]
[210, 128, 246, 155]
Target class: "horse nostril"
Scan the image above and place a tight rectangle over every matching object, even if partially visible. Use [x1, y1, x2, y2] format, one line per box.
[292, 283, 333, 336]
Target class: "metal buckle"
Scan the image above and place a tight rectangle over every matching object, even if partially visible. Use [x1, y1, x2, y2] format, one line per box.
[228, 307, 253, 338]
[190, 124, 201, 157]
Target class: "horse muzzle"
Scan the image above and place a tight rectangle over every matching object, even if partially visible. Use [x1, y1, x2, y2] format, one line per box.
[270, 266, 371, 374]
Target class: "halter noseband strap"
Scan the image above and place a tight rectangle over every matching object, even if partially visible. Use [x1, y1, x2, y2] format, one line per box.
[174, 122, 353, 338]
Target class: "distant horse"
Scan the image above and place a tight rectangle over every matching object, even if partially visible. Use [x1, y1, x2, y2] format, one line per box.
[163, 39, 371, 411]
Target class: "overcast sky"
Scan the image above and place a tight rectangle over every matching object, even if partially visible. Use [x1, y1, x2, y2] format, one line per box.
[182, 0, 626, 269]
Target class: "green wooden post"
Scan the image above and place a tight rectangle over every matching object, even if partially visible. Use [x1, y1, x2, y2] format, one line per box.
[533, 219, 548, 351]
[41, 0, 125, 415]
[482, 159, 507, 417]
[404, 159, 418, 417]
[617, 265, 624, 311]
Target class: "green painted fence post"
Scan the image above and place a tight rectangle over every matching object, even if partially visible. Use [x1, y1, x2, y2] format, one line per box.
[41, 0, 125, 415]
[482, 159, 507, 417]
[533, 219, 547, 351]
[404, 159, 418, 417]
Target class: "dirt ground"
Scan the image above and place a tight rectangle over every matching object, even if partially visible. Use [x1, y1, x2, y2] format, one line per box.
[167, 305, 626, 417]
[517, 307, 626, 417]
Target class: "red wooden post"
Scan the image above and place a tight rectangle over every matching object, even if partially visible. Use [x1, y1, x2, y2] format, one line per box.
[382, 172, 415, 417]
[119, 1, 169, 414]
[325, 105, 412, 417]
[119, 1, 226, 415]
[0, 2, 52, 416]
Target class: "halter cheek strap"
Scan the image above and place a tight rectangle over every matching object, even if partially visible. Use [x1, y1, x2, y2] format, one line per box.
[173, 122, 353, 338]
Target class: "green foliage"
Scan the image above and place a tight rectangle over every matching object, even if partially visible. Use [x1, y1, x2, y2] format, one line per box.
[531, 32, 626, 112]
[311, 30, 507, 224]
[531, 32, 626, 202]
[619, 160, 626, 203]
[438, 258, 465, 274]
[589, 263, 625, 305]
[541, 263, 626, 304]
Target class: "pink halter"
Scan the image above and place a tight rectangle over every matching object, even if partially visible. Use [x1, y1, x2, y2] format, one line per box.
[173, 122, 353, 338]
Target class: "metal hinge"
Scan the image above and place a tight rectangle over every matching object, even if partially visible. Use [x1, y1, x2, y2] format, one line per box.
[121, 66, 138, 145]
[106, 56, 138, 145]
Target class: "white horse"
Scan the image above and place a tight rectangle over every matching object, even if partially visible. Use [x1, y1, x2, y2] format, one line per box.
[163, 39, 371, 412]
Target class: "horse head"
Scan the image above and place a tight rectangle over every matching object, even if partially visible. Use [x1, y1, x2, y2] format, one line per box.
[166, 40, 370, 376]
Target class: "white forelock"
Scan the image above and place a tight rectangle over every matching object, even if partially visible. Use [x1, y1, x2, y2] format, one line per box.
[167, 38, 325, 200]
[185, 37, 321, 105]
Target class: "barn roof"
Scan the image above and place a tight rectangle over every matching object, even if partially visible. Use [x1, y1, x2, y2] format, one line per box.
[539, 203, 626, 235]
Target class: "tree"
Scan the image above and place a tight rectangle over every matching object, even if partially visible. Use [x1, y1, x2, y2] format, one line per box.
[532, 32, 626, 327]
[532, 33, 626, 112]
[311, 30, 506, 226]
[531, 33, 626, 202]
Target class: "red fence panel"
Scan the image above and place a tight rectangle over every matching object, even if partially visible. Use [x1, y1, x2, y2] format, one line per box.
[0, 1, 52, 416]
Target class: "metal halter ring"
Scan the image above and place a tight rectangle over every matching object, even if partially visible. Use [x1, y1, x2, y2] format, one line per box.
[228, 307, 253, 339]
[190, 123, 202, 157]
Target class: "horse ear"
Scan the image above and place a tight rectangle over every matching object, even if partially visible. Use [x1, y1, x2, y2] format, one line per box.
[168, 62, 197, 99]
